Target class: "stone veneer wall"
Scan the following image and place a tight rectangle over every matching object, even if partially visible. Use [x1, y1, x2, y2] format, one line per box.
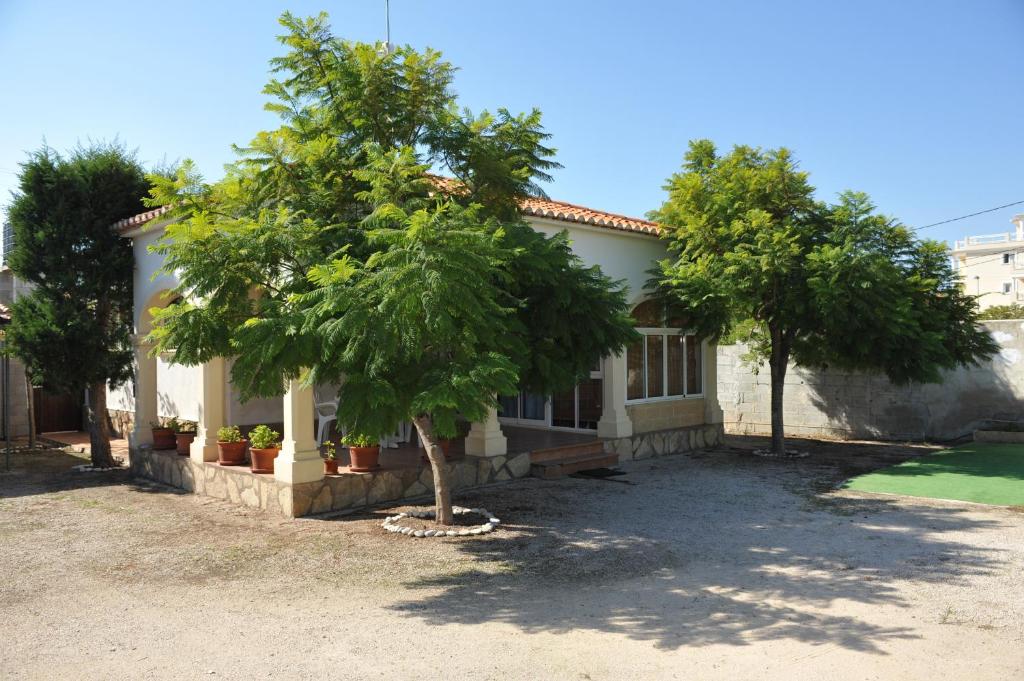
[131, 423, 724, 518]
[605, 422, 722, 461]
[108, 409, 134, 439]
[130, 447, 533, 518]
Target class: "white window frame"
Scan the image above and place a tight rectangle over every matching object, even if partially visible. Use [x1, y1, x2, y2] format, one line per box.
[626, 327, 704, 404]
[1003, 281, 1013, 294]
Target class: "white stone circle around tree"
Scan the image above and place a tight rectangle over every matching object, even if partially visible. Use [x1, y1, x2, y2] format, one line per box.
[382, 505, 501, 538]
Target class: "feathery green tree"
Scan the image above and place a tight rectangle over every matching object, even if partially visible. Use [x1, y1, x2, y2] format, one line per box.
[6, 142, 147, 467]
[651, 140, 997, 455]
[145, 13, 636, 523]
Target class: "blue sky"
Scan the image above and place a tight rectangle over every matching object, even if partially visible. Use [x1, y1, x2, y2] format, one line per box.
[1, 0, 1022, 246]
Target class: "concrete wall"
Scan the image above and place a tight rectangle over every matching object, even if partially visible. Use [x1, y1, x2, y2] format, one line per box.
[717, 320, 1024, 442]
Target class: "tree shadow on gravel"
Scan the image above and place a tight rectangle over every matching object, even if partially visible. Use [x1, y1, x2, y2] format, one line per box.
[0, 449, 135, 499]
[388, 451, 1008, 653]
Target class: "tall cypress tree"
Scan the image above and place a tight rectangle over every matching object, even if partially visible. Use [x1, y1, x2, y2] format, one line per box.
[6, 142, 146, 467]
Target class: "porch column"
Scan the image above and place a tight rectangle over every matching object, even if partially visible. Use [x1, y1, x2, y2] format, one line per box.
[128, 338, 158, 450]
[190, 357, 226, 463]
[703, 340, 723, 424]
[276, 378, 324, 484]
[465, 404, 507, 457]
[597, 352, 632, 438]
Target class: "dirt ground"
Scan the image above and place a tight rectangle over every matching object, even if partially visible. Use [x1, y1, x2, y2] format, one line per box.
[1, 437, 1022, 680]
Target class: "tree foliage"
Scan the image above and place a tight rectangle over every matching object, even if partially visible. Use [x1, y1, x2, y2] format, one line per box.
[146, 13, 636, 522]
[651, 140, 997, 452]
[6, 142, 148, 466]
[977, 303, 1024, 320]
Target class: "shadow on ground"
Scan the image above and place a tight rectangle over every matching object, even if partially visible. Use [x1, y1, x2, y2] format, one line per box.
[386, 442, 1005, 653]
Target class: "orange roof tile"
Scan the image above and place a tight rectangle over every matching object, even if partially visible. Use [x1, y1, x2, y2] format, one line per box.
[115, 182, 660, 237]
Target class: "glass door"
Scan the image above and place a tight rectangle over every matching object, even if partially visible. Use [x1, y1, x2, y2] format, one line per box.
[498, 391, 549, 426]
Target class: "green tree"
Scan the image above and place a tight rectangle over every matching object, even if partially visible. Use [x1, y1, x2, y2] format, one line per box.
[145, 13, 636, 523]
[651, 140, 997, 454]
[977, 304, 1024, 320]
[6, 142, 148, 467]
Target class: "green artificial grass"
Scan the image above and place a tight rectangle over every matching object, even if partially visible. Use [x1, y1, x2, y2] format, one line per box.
[844, 442, 1024, 506]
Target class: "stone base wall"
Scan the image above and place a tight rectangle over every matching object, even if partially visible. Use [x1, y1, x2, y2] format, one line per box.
[108, 409, 134, 439]
[131, 448, 288, 514]
[605, 422, 723, 462]
[130, 446, 532, 518]
[291, 451, 532, 516]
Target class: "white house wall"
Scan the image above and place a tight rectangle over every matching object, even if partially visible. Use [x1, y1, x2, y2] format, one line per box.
[525, 217, 668, 303]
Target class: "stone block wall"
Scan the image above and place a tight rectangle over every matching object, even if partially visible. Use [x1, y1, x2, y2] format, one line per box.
[717, 320, 1024, 442]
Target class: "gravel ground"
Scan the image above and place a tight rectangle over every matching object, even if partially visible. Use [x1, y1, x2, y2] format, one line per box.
[1, 439, 1022, 680]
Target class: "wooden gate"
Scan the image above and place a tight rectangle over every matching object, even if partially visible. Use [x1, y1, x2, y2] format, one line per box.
[33, 389, 82, 433]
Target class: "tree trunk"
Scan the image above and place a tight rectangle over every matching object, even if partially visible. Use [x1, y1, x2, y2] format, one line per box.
[768, 324, 789, 455]
[411, 415, 453, 525]
[24, 374, 35, 449]
[87, 381, 117, 468]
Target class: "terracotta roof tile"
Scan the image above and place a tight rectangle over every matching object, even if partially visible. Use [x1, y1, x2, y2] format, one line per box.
[113, 206, 171, 233]
[114, 181, 660, 237]
[518, 196, 660, 235]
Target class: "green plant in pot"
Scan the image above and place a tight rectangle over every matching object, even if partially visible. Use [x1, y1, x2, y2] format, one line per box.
[342, 432, 380, 472]
[173, 419, 197, 456]
[247, 425, 280, 474]
[216, 425, 247, 466]
[323, 440, 339, 475]
[150, 420, 176, 450]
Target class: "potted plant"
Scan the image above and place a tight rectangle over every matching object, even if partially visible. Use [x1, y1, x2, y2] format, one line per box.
[173, 419, 197, 456]
[343, 432, 380, 472]
[216, 425, 247, 466]
[323, 440, 339, 475]
[247, 425, 280, 474]
[422, 424, 458, 462]
[151, 420, 176, 450]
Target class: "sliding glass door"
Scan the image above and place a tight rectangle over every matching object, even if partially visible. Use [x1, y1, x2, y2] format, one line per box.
[500, 361, 603, 431]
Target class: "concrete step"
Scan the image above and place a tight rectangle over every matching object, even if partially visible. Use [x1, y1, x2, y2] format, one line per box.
[530, 452, 620, 479]
[529, 440, 605, 464]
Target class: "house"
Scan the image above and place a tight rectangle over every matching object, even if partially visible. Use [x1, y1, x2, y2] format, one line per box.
[951, 214, 1024, 309]
[113, 193, 724, 516]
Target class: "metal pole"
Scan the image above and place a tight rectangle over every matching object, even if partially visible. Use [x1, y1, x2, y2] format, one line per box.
[386, 0, 391, 45]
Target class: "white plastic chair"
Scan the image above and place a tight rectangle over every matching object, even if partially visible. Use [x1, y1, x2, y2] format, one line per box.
[314, 387, 340, 445]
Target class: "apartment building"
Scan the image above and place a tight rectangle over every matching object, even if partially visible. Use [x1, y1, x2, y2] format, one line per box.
[951, 214, 1024, 310]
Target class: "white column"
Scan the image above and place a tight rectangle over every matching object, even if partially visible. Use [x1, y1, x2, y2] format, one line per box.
[276, 378, 324, 484]
[464, 404, 507, 457]
[190, 357, 226, 463]
[597, 352, 633, 438]
[703, 340, 724, 424]
[129, 339, 158, 450]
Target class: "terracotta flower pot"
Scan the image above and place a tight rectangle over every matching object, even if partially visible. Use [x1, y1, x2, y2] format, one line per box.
[349, 445, 380, 472]
[152, 427, 176, 450]
[217, 440, 248, 466]
[249, 447, 278, 474]
[175, 432, 195, 456]
[421, 439, 455, 464]
[324, 458, 339, 475]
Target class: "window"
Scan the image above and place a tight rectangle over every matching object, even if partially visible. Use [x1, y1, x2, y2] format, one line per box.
[1005, 253, 1013, 265]
[1003, 282, 1013, 294]
[626, 301, 703, 401]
